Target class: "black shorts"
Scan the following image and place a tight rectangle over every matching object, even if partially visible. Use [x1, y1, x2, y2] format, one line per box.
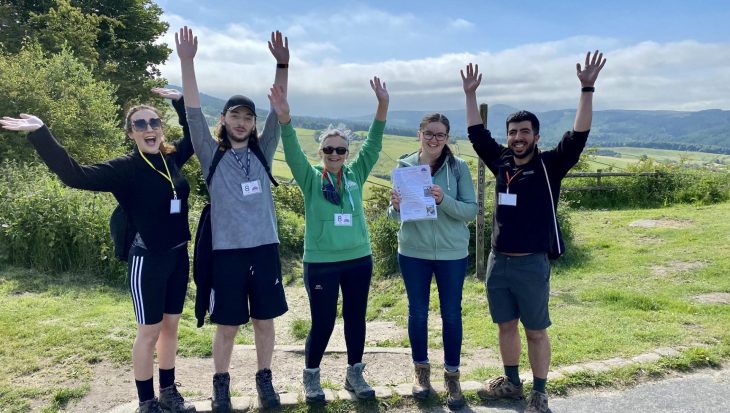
[210, 243, 288, 325]
[485, 250, 551, 330]
[127, 244, 189, 325]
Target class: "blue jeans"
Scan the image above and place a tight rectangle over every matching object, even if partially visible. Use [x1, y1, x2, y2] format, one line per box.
[398, 254, 468, 370]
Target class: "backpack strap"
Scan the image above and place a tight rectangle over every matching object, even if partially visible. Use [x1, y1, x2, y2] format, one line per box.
[250, 142, 279, 187]
[205, 147, 226, 187]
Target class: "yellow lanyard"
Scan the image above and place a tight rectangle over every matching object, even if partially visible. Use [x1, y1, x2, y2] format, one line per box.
[139, 151, 178, 199]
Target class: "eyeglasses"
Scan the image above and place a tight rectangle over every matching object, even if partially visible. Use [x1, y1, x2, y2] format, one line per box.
[322, 146, 348, 155]
[131, 118, 162, 132]
[421, 131, 448, 141]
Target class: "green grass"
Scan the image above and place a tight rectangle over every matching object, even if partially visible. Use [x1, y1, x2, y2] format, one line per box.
[2, 202, 730, 410]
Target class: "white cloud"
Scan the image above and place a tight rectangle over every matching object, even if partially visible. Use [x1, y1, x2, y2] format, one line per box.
[449, 18, 474, 30]
[159, 14, 730, 117]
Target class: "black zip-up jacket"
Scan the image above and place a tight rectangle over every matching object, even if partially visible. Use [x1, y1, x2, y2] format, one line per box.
[26, 98, 193, 252]
[468, 124, 589, 254]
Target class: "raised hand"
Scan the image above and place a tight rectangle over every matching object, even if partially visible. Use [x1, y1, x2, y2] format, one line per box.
[151, 87, 182, 101]
[576, 50, 607, 87]
[0, 114, 44, 132]
[175, 26, 198, 60]
[461, 63, 482, 94]
[267, 84, 291, 124]
[370, 76, 389, 104]
[268, 31, 289, 65]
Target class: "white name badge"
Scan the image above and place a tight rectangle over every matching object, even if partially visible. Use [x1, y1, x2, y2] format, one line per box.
[241, 180, 262, 196]
[498, 192, 517, 206]
[334, 213, 353, 226]
[170, 199, 181, 214]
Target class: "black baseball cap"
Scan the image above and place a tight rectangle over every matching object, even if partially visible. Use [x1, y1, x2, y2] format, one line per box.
[222, 95, 256, 115]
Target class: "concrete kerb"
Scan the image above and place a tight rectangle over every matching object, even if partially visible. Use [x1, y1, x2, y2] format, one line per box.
[105, 346, 692, 412]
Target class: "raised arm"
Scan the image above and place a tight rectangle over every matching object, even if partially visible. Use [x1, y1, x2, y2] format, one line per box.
[268, 84, 315, 189]
[0, 114, 126, 191]
[349, 77, 388, 180]
[151, 87, 194, 166]
[371, 76, 389, 121]
[461, 63, 483, 127]
[573, 50, 607, 132]
[176, 26, 201, 108]
[269, 31, 289, 94]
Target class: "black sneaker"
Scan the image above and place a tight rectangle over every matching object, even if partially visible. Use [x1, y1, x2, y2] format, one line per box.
[255, 368, 281, 409]
[138, 397, 163, 413]
[211, 372, 232, 413]
[159, 382, 196, 413]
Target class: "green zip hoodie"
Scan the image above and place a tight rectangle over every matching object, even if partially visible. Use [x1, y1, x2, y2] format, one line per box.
[281, 120, 384, 263]
[388, 151, 477, 260]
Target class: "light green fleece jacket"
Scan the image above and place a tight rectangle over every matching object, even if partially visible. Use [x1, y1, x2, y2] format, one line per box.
[281, 120, 384, 263]
[388, 151, 478, 260]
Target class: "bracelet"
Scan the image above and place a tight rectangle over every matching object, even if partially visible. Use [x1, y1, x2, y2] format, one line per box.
[277, 63, 289, 69]
[582, 86, 595, 92]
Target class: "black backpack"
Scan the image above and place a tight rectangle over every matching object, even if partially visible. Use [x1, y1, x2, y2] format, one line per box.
[109, 204, 136, 262]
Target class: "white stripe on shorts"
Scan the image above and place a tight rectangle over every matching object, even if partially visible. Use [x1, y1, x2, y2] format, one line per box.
[209, 288, 215, 317]
[130, 255, 145, 324]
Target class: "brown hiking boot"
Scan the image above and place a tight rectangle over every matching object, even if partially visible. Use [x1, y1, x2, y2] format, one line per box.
[412, 362, 433, 399]
[525, 390, 549, 413]
[477, 375, 524, 400]
[443, 370, 465, 410]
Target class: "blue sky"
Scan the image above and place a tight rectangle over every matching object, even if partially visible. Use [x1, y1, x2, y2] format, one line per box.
[156, 0, 730, 117]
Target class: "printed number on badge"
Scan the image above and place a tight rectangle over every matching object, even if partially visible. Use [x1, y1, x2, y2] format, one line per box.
[334, 213, 353, 226]
[241, 180, 262, 196]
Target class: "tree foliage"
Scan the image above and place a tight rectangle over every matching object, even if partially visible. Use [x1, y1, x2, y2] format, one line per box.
[0, 45, 123, 163]
[0, 0, 170, 107]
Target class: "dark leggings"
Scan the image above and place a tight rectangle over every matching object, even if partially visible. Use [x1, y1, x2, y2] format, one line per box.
[303, 255, 373, 368]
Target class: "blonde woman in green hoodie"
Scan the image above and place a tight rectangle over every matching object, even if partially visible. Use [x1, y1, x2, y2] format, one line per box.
[388, 113, 477, 410]
[267, 78, 388, 404]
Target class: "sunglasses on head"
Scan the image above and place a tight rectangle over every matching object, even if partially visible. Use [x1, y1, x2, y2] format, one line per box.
[131, 118, 162, 132]
[322, 146, 348, 155]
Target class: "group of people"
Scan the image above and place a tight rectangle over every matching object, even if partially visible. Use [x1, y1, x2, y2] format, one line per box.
[0, 25, 605, 413]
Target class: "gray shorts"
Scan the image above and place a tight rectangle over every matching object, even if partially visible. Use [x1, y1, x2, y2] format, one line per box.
[485, 250, 551, 330]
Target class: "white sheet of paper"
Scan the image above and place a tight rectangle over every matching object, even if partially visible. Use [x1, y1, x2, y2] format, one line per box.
[392, 165, 438, 222]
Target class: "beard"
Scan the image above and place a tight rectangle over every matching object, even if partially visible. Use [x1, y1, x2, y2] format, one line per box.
[226, 124, 253, 143]
[512, 141, 537, 159]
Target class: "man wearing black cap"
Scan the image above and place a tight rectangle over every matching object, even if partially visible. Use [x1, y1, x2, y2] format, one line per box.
[176, 26, 289, 411]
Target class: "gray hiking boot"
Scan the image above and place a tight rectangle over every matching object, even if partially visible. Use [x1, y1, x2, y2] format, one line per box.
[344, 362, 375, 400]
[525, 390, 549, 413]
[211, 372, 231, 413]
[255, 368, 281, 409]
[444, 370, 465, 410]
[303, 367, 325, 404]
[477, 375, 524, 400]
[159, 383, 196, 413]
[412, 362, 433, 399]
[137, 397, 163, 413]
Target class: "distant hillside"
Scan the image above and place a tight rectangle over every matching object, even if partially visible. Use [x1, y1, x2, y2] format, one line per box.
[168, 86, 730, 154]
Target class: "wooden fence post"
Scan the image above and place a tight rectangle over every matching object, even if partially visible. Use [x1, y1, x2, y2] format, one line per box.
[476, 103, 488, 279]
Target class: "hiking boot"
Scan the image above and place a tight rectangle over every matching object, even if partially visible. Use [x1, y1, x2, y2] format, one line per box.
[303, 367, 325, 404]
[444, 370, 465, 410]
[137, 398, 163, 413]
[255, 368, 281, 409]
[525, 390, 549, 413]
[159, 383, 196, 413]
[344, 362, 375, 400]
[477, 375, 524, 400]
[211, 372, 231, 413]
[412, 362, 433, 400]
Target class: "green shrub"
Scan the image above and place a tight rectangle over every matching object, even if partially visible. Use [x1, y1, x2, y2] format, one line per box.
[273, 184, 305, 216]
[0, 162, 126, 281]
[276, 208, 304, 257]
[368, 215, 400, 278]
